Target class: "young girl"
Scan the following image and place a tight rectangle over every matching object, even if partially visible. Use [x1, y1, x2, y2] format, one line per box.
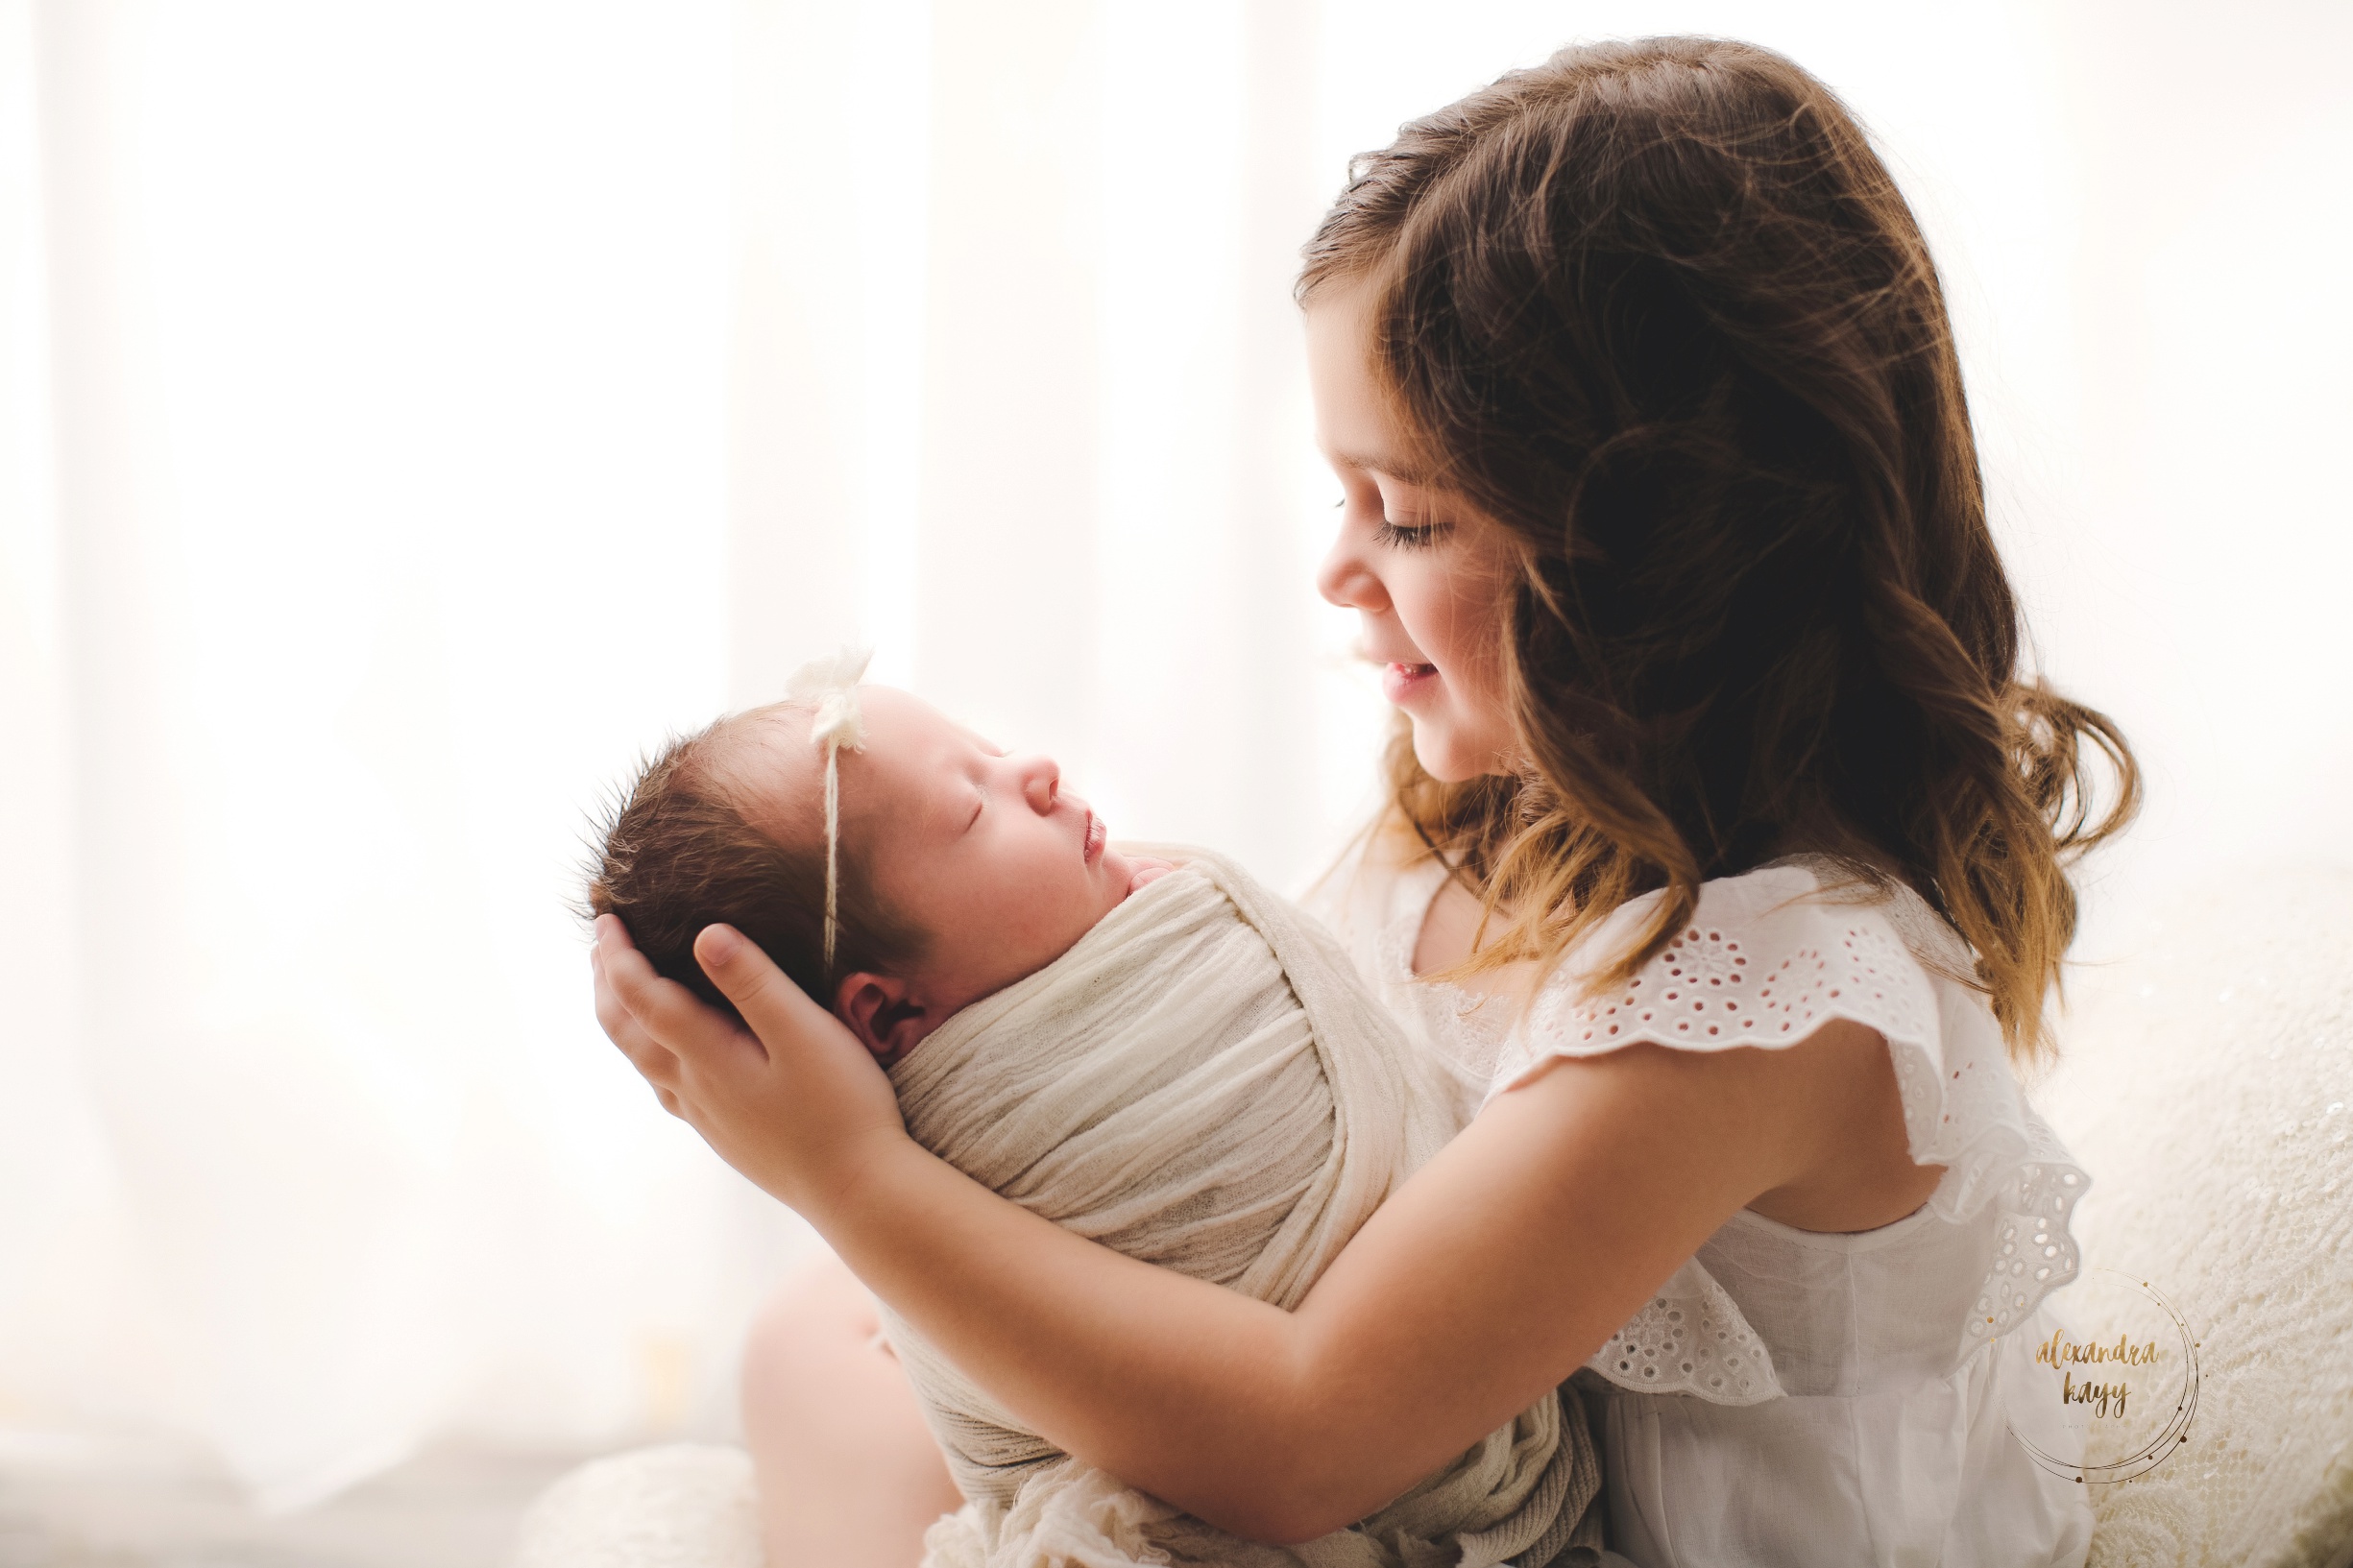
[594, 36, 2135, 1568]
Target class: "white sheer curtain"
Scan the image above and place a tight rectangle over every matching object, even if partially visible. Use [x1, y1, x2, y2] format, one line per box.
[1, 0, 2345, 1514]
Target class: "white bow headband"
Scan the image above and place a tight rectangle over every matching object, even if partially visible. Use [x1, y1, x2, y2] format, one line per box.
[783, 645, 872, 985]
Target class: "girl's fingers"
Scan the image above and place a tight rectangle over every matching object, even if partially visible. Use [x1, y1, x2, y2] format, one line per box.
[594, 986, 686, 1092]
[592, 942, 642, 1042]
[682, 924, 908, 1210]
[633, 1037, 686, 1092]
[589, 925, 905, 1215]
[591, 926, 681, 1079]
[691, 924, 836, 1055]
[597, 916, 761, 1069]
[594, 914, 671, 1022]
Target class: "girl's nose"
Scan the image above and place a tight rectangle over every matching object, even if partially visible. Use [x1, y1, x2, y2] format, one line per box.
[1317, 529, 1388, 613]
[1018, 757, 1060, 815]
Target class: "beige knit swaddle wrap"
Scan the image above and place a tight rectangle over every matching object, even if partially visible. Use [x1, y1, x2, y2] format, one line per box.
[881, 850, 1602, 1568]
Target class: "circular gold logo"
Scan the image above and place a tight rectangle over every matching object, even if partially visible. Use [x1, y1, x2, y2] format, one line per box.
[2011, 1268, 2199, 1484]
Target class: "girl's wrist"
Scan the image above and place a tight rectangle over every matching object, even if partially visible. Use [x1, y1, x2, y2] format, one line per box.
[791, 1119, 931, 1236]
[801, 1127, 1004, 1305]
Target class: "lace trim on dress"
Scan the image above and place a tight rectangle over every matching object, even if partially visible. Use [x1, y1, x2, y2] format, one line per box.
[1371, 863, 1519, 1097]
[1504, 887, 1939, 1068]
[1591, 1260, 1783, 1406]
[1483, 864, 2090, 1395]
[1967, 1109, 2089, 1358]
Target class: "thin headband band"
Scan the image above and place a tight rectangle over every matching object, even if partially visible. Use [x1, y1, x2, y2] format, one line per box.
[784, 645, 872, 987]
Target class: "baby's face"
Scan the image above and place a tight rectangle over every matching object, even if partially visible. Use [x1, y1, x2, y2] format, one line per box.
[734, 687, 1153, 1024]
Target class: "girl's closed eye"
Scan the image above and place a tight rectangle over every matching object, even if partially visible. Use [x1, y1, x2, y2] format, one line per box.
[1373, 519, 1447, 550]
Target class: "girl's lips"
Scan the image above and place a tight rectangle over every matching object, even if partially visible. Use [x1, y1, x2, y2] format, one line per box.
[1082, 811, 1106, 865]
[1381, 662, 1439, 703]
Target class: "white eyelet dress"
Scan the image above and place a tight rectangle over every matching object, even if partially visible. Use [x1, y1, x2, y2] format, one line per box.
[1308, 845, 2095, 1568]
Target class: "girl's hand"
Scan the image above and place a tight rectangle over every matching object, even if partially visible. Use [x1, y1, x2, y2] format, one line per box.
[592, 915, 910, 1215]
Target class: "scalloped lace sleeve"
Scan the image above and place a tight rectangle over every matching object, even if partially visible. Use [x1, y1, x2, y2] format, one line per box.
[1491, 866, 1942, 1069]
[1489, 863, 2091, 1396]
[1591, 1258, 1784, 1405]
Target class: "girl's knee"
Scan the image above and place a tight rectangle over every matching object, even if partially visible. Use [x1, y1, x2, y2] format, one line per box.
[743, 1253, 881, 1390]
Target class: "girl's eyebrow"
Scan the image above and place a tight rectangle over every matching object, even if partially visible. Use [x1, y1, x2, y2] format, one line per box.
[1332, 447, 1437, 486]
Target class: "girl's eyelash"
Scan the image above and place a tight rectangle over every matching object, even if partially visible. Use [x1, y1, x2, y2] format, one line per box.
[1373, 519, 1444, 549]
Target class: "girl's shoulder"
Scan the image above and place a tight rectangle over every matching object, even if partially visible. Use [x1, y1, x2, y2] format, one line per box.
[1509, 860, 2094, 1399]
[1509, 856, 1958, 1063]
[1495, 859, 2089, 1342]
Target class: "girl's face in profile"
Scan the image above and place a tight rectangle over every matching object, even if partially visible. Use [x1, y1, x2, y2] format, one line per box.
[1307, 281, 1520, 784]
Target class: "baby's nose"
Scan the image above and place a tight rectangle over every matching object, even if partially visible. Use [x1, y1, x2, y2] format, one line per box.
[1020, 757, 1060, 814]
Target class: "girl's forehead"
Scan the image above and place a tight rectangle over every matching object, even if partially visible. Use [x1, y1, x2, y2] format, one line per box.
[1305, 285, 1441, 489]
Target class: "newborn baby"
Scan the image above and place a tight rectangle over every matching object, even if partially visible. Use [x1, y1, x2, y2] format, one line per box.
[588, 682, 1603, 1568]
[591, 683, 1174, 1067]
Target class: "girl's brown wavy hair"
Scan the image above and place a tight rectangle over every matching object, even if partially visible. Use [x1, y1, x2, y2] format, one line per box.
[1302, 36, 2137, 1061]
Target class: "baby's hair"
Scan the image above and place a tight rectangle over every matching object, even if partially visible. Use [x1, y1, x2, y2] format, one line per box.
[584, 706, 927, 1024]
[1305, 36, 2137, 1060]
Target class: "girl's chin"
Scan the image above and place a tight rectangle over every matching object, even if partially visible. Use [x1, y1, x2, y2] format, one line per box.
[1408, 715, 1512, 783]
[1408, 728, 1480, 784]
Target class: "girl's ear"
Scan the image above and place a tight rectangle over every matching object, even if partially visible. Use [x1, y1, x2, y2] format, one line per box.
[833, 972, 933, 1066]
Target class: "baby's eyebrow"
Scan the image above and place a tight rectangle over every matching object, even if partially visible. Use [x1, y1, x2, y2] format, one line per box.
[954, 724, 1007, 758]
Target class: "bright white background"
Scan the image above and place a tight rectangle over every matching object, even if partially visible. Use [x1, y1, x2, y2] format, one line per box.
[1, 0, 2346, 1514]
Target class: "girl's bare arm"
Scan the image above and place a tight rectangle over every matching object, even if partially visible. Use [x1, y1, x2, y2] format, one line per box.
[594, 916, 1903, 1543]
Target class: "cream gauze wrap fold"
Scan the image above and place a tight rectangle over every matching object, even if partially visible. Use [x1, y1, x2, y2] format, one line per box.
[879, 849, 1603, 1568]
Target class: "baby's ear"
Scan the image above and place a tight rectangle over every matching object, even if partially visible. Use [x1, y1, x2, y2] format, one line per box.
[834, 972, 930, 1066]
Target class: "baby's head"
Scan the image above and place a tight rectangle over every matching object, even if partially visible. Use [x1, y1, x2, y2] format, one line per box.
[589, 686, 1157, 1063]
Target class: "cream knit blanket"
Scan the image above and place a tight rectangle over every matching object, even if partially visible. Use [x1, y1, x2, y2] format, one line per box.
[881, 850, 1601, 1568]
